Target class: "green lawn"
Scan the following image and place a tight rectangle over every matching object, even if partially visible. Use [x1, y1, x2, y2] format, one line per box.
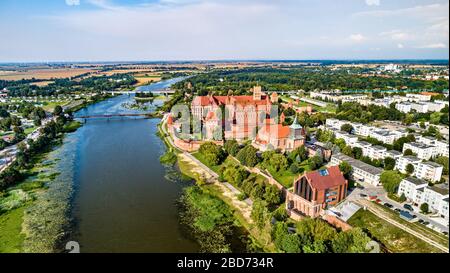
[348, 209, 443, 253]
[24, 126, 37, 135]
[265, 160, 309, 188]
[0, 206, 27, 253]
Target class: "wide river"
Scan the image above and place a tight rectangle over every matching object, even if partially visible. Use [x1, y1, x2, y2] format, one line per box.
[67, 77, 199, 252]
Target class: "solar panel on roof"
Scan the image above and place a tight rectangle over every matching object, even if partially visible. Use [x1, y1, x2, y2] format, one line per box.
[319, 169, 329, 176]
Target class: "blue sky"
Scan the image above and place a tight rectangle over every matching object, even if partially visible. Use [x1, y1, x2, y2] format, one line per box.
[0, 0, 448, 62]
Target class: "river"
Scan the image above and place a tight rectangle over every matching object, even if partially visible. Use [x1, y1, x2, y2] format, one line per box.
[66, 77, 199, 252]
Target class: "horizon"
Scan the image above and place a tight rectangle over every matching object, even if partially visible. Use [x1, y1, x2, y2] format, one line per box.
[0, 0, 448, 62]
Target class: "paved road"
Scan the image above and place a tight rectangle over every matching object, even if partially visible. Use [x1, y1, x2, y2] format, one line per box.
[347, 183, 449, 233]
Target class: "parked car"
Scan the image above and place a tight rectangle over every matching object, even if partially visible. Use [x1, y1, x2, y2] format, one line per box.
[403, 204, 414, 211]
[359, 193, 367, 198]
[443, 231, 448, 236]
[418, 219, 424, 224]
[422, 221, 430, 226]
[394, 208, 402, 213]
[383, 203, 393, 209]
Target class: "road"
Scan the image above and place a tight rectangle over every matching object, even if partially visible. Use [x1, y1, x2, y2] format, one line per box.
[346, 182, 449, 233]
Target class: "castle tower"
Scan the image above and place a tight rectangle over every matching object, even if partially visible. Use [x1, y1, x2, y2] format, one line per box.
[253, 85, 263, 101]
[289, 116, 304, 140]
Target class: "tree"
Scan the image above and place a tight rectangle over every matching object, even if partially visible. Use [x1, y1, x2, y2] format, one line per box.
[435, 156, 449, 175]
[270, 153, 288, 172]
[198, 142, 226, 166]
[383, 157, 396, 171]
[251, 200, 270, 231]
[263, 185, 281, 206]
[399, 193, 406, 202]
[308, 155, 323, 170]
[420, 203, 429, 214]
[406, 163, 415, 175]
[403, 149, 413, 156]
[331, 228, 371, 253]
[352, 147, 363, 159]
[342, 145, 353, 157]
[53, 105, 63, 116]
[236, 145, 259, 167]
[380, 170, 403, 194]
[339, 161, 352, 179]
[224, 140, 240, 156]
[340, 123, 354, 133]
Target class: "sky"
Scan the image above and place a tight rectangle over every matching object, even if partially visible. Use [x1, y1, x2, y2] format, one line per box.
[0, 0, 448, 62]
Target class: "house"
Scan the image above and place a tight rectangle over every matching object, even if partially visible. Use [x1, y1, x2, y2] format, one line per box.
[330, 153, 383, 186]
[396, 102, 412, 113]
[415, 161, 443, 182]
[286, 166, 348, 219]
[395, 155, 421, 174]
[403, 142, 438, 160]
[305, 141, 332, 162]
[254, 116, 305, 152]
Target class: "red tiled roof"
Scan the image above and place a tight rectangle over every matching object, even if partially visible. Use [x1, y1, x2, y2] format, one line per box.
[192, 95, 270, 107]
[261, 123, 290, 139]
[304, 166, 347, 190]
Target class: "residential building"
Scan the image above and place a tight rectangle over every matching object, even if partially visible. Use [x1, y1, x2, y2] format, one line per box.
[403, 142, 438, 160]
[406, 93, 432, 101]
[369, 129, 398, 145]
[364, 145, 387, 160]
[385, 150, 403, 159]
[335, 130, 358, 145]
[396, 102, 412, 113]
[286, 166, 348, 218]
[415, 161, 443, 182]
[398, 177, 428, 203]
[395, 155, 421, 174]
[330, 153, 383, 186]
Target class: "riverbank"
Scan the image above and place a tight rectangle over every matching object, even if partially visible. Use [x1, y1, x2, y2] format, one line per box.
[0, 118, 84, 252]
[157, 118, 276, 252]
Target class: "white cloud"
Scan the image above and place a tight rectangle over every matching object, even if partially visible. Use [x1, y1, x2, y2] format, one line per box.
[379, 30, 412, 41]
[416, 43, 447, 49]
[65, 0, 80, 6]
[349, 34, 366, 42]
[365, 0, 380, 6]
[397, 43, 404, 49]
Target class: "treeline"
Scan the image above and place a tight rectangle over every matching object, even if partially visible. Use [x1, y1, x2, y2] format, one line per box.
[172, 67, 449, 95]
[4, 74, 137, 97]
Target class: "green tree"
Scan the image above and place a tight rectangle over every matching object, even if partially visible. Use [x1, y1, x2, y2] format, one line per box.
[251, 200, 270, 231]
[263, 184, 281, 206]
[339, 161, 352, 179]
[199, 142, 226, 166]
[352, 147, 363, 159]
[420, 203, 429, 214]
[435, 156, 449, 175]
[340, 123, 354, 133]
[53, 105, 63, 116]
[236, 145, 259, 167]
[342, 145, 353, 157]
[399, 193, 406, 202]
[383, 157, 396, 170]
[403, 149, 413, 156]
[406, 163, 415, 175]
[380, 170, 403, 194]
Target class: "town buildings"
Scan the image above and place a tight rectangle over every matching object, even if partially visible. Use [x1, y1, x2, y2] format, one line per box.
[286, 166, 348, 218]
[403, 142, 437, 160]
[330, 153, 382, 186]
[398, 177, 449, 220]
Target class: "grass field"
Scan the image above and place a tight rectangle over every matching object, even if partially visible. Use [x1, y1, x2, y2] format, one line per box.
[0, 205, 27, 253]
[348, 209, 443, 253]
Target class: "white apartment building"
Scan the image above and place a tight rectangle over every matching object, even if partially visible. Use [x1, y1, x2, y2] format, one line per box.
[335, 130, 358, 145]
[385, 149, 403, 159]
[415, 161, 443, 182]
[331, 153, 382, 186]
[364, 145, 388, 160]
[353, 123, 372, 137]
[325, 118, 348, 131]
[369, 129, 398, 145]
[351, 140, 372, 150]
[410, 102, 429, 113]
[396, 102, 412, 113]
[406, 93, 432, 101]
[398, 178, 449, 220]
[395, 155, 421, 173]
[427, 101, 447, 112]
[403, 142, 438, 160]
[417, 136, 449, 157]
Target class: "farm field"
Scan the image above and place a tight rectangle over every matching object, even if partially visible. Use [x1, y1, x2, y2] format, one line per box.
[0, 68, 96, 81]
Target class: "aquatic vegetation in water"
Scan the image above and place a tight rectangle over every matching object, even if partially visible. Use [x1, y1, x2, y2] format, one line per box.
[0, 190, 32, 211]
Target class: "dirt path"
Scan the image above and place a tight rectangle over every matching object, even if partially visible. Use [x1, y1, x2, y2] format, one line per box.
[177, 153, 253, 224]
